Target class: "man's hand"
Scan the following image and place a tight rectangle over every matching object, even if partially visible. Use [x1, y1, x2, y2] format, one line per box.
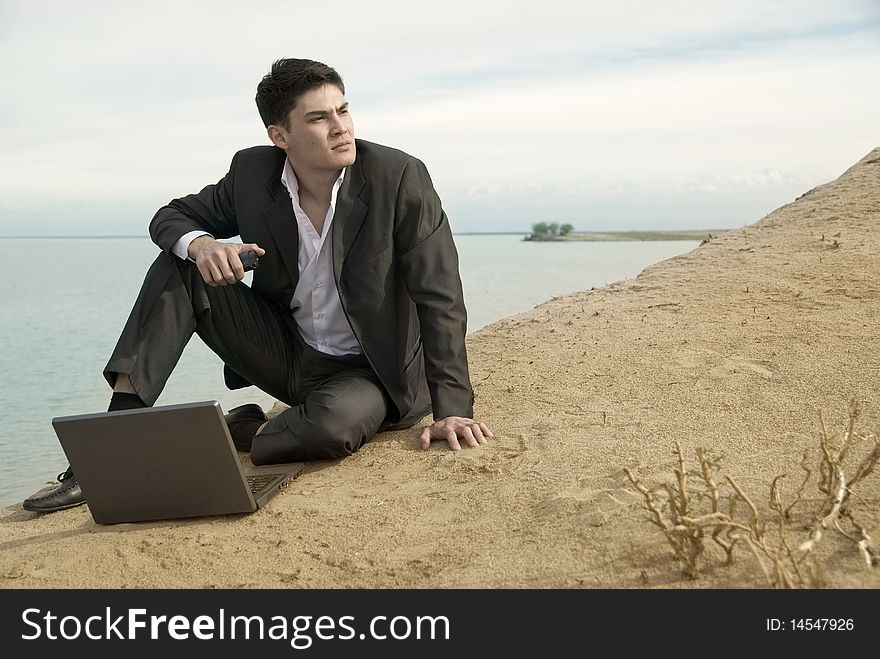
[188, 236, 266, 287]
[419, 416, 494, 451]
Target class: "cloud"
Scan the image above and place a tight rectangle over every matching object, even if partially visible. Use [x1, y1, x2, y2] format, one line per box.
[678, 170, 802, 192]
[1, 0, 878, 234]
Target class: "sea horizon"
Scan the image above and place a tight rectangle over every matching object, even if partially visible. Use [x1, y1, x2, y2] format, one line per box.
[0, 228, 726, 239]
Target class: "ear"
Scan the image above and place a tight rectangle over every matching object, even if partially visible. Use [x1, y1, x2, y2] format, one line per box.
[267, 124, 288, 150]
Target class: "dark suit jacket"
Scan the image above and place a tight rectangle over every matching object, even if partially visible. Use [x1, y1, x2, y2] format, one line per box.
[149, 139, 474, 428]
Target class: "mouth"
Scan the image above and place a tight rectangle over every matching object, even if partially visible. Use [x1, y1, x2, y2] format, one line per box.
[332, 141, 353, 151]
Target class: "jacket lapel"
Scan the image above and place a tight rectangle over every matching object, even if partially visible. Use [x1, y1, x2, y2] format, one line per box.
[332, 155, 368, 285]
[260, 150, 368, 293]
[262, 177, 301, 291]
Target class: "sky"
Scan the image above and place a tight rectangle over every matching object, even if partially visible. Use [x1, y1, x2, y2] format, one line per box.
[1, 0, 878, 236]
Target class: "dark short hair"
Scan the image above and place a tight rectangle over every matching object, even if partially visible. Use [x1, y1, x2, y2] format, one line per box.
[255, 58, 345, 128]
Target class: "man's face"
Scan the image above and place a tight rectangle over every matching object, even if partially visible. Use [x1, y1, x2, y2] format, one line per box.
[270, 83, 355, 174]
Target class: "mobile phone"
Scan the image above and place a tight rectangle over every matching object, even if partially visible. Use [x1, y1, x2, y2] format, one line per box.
[240, 251, 259, 272]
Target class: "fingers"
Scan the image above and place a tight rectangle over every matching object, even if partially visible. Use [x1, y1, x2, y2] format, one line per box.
[446, 428, 461, 452]
[196, 243, 256, 286]
[197, 260, 217, 287]
[419, 417, 494, 452]
[461, 425, 479, 448]
[227, 251, 246, 282]
[199, 259, 228, 287]
[417, 423, 463, 451]
[459, 420, 489, 446]
[228, 243, 265, 282]
[203, 254, 235, 285]
[218, 252, 238, 285]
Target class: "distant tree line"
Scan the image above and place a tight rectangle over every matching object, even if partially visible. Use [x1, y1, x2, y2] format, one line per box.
[526, 222, 574, 241]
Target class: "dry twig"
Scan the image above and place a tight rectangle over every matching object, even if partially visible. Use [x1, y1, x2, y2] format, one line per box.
[625, 401, 878, 587]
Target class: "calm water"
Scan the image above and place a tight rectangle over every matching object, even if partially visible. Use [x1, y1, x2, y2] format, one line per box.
[0, 235, 698, 507]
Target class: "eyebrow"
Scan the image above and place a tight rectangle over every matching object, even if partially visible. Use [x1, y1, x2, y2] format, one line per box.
[303, 102, 349, 119]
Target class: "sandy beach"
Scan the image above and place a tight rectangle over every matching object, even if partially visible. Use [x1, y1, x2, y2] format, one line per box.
[1, 148, 878, 589]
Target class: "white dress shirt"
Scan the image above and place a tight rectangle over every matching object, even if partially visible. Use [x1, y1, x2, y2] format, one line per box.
[171, 159, 361, 356]
[281, 158, 361, 356]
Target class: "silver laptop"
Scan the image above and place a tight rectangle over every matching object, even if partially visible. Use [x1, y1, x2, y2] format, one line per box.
[52, 401, 303, 524]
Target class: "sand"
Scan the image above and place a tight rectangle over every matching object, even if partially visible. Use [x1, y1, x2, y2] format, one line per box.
[1, 148, 878, 589]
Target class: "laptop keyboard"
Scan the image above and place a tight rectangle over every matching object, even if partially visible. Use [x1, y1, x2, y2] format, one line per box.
[247, 474, 281, 495]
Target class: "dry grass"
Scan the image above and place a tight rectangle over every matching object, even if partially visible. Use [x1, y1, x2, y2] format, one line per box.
[625, 402, 878, 587]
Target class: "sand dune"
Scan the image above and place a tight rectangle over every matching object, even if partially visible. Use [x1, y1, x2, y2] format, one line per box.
[2, 148, 878, 588]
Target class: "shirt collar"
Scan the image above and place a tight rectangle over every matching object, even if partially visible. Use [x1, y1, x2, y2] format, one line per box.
[280, 158, 345, 201]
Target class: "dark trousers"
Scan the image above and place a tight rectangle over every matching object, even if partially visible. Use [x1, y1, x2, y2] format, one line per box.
[103, 253, 390, 465]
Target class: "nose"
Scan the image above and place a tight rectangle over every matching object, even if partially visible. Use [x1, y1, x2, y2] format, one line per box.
[329, 112, 347, 135]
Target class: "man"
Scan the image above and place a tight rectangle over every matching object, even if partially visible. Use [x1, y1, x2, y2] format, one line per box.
[23, 58, 492, 513]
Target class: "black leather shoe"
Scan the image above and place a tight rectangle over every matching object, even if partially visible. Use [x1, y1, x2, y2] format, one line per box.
[224, 403, 268, 451]
[22, 467, 85, 513]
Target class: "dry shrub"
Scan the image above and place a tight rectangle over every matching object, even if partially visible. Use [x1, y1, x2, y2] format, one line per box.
[625, 401, 878, 587]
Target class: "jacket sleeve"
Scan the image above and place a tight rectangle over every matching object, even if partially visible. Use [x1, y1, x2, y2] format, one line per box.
[394, 158, 475, 419]
[149, 152, 241, 253]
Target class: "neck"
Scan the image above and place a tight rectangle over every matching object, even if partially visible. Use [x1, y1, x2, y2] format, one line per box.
[288, 160, 341, 204]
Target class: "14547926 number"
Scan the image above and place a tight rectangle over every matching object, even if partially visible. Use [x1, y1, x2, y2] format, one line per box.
[790, 619, 853, 631]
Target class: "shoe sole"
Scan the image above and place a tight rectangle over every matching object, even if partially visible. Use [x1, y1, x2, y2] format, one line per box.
[22, 498, 87, 513]
[225, 404, 268, 424]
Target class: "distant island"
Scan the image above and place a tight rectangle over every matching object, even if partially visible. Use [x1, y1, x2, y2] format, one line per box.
[525, 222, 727, 242]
